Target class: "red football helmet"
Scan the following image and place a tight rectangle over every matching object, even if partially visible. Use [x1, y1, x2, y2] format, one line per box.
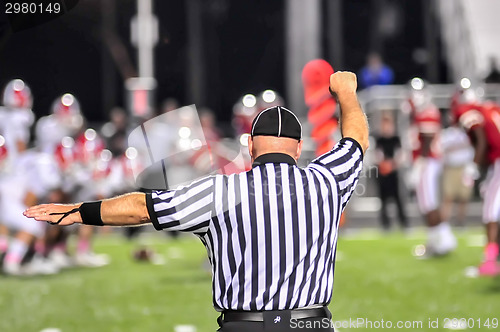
[2, 79, 33, 109]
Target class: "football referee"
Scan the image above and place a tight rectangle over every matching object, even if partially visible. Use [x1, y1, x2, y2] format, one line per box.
[25, 71, 369, 331]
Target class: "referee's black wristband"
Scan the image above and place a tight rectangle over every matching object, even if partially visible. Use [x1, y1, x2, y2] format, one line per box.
[79, 201, 104, 226]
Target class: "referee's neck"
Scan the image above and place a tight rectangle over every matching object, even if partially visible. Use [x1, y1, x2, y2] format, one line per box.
[248, 136, 303, 165]
[252, 153, 297, 167]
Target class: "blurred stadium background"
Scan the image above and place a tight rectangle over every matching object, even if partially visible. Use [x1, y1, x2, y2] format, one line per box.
[1, 0, 500, 331]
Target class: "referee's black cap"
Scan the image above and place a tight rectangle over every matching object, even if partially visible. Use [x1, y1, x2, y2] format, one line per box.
[251, 106, 302, 140]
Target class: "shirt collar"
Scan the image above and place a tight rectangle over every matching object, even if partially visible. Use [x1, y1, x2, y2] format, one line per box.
[252, 153, 297, 168]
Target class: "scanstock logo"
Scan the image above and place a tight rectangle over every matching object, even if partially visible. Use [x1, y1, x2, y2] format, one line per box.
[127, 105, 247, 191]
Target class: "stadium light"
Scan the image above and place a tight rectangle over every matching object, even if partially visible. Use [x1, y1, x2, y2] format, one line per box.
[460, 77, 471, 89]
[125, 147, 138, 160]
[84, 128, 97, 141]
[61, 136, 75, 148]
[61, 93, 75, 106]
[190, 139, 202, 150]
[239, 133, 249, 146]
[100, 149, 113, 162]
[262, 90, 277, 103]
[242, 94, 257, 108]
[12, 79, 25, 91]
[410, 77, 424, 91]
[178, 126, 191, 139]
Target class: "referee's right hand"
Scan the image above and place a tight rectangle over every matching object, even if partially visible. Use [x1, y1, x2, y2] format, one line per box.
[329, 71, 358, 97]
[24, 203, 81, 226]
[329, 71, 370, 153]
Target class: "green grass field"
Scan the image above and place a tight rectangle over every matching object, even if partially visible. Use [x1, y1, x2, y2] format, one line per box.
[1, 228, 499, 332]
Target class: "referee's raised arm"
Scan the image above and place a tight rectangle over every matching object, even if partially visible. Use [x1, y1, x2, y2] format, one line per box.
[330, 71, 370, 153]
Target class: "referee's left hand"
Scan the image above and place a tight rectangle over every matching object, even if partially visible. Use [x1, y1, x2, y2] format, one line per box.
[24, 203, 81, 226]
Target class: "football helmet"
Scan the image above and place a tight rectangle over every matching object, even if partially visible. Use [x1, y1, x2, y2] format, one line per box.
[52, 93, 81, 117]
[2, 79, 33, 109]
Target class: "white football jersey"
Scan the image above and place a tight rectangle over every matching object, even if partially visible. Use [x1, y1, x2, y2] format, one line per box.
[0, 106, 35, 173]
[13, 150, 62, 198]
[35, 115, 75, 154]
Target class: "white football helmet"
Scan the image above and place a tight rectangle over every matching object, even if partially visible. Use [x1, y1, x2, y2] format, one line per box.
[2, 79, 33, 109]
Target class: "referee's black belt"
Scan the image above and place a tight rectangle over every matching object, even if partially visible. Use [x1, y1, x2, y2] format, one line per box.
[222, 306, 329, 322]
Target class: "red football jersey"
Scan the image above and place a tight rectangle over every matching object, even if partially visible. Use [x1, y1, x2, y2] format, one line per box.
[453, 101, 500, 164]
[73, 130, 105, 165]
[54, 141, 75, 171]
[409, 100, 441, 159]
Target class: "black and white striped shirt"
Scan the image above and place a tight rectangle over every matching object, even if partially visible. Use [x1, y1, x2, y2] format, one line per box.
[146, 137, 364, 311]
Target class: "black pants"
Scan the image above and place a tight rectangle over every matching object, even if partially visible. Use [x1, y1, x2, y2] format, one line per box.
[377, 171, 408, 230]
[217, 310, 334, 332]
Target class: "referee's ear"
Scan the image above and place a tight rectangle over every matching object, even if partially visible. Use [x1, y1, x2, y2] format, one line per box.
[295, 140, 303, 160]
[248, 135, 254, 160]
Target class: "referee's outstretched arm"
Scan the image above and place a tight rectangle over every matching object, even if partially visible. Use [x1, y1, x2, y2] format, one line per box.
[24, 192, 152, 226]
[329, 71, 369, 153]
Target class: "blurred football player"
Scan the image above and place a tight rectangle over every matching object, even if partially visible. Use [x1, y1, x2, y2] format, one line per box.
[70, 127, 111, 267]
[36, 93, 83, 268]
[439, 116, 475, 228]
[0, 80, 61, 275]
[39, 95, 109, 268]
[405, 78, 456, 256]
[1, 145, 62, 275]
[0, 79, 35, 169]
[36, 93, 83, 154]
[0, 135, 9, 262]
[451, 81, 500, 276]
[195, 107, 247, 176]
[101, 107, 129, 157]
